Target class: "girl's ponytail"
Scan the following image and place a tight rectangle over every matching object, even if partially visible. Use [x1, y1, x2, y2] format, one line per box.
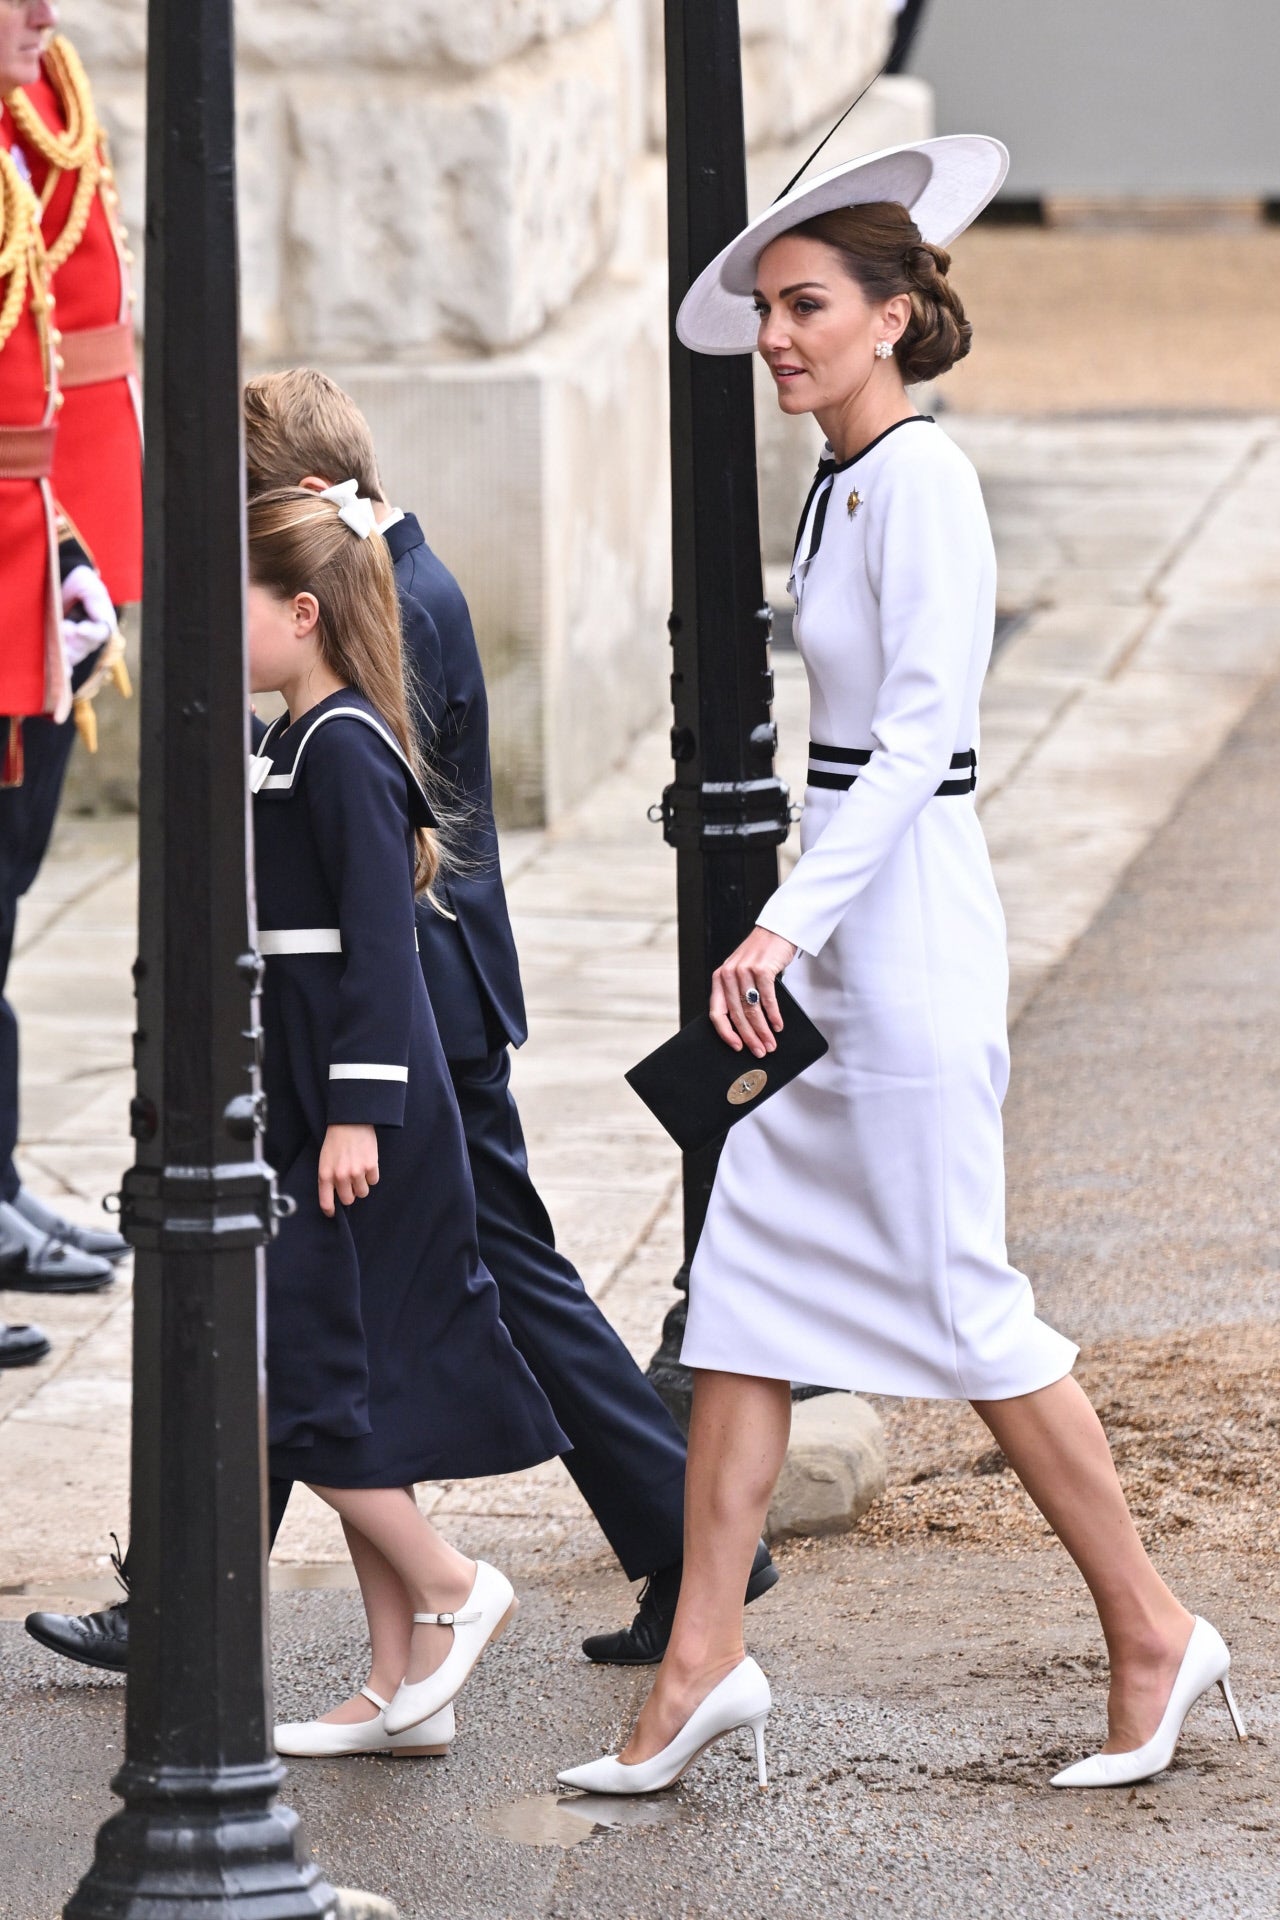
[247, 487, 445, 893]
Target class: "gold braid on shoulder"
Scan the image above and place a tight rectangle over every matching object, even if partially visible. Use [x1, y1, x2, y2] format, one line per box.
[4, 36, 103, 274]
[0, 146, 47, 356]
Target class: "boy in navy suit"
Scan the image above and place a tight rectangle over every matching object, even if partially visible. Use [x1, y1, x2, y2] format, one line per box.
[26, 371, 776, 1675]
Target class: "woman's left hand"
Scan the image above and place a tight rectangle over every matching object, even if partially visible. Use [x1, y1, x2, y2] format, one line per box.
[711, 928, 799, 1058]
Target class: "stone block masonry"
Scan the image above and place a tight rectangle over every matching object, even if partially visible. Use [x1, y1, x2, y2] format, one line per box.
[74, 0, 922, 824]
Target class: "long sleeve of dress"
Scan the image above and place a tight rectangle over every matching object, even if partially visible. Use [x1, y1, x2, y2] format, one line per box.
[756, 448, 989, 958]
[303, 723, 420, 1128]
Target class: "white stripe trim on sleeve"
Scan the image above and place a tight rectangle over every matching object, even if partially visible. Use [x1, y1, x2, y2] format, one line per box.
[259, 928, 343, 956]
[328, 1063, 409, 1083]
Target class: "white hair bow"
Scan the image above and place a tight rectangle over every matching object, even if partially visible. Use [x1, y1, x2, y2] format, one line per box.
[319, 478, 378, 540]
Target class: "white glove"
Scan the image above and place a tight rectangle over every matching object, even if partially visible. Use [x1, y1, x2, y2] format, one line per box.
[61, 564, 118, 666]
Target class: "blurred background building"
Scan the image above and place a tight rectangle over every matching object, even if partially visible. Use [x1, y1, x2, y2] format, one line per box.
[910, 0, 1278, 203]
[66, 0, 1280, 822]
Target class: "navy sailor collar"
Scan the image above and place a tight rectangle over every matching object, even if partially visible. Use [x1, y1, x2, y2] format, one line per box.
[250, 689, 436, 828]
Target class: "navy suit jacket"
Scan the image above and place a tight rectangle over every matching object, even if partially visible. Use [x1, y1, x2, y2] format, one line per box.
[385, 513, 528, 1060]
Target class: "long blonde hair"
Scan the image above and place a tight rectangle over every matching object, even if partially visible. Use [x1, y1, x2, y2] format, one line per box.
[247, 488, 442, 893]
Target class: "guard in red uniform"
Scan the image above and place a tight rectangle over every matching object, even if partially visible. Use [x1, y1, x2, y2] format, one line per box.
[0, 116, 62, 737]
[0, 3, 133, 1320]
[7, 28, 142, 615]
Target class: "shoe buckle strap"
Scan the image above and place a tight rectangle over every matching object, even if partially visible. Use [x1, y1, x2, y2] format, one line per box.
[360, 1685, 390, 1711]
[412, 1607, 481, 1627]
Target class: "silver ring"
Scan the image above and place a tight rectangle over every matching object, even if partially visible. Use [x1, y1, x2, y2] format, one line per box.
[744, 987, 761, 1008]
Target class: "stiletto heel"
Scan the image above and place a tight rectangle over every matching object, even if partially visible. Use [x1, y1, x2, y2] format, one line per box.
[1051, 1617, 1244, 1788]
[558, 1658, 772, 1797]
[1220, 1675, 1247, 1741]
[749, 1712, 769, 1789]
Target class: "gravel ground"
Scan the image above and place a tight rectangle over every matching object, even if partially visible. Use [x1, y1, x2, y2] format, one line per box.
[938, 226, 1280, 415]
[865, 1323, 1280, 1556]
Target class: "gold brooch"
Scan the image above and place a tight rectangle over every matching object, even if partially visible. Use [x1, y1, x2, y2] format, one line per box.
[847, 490, 862, 518]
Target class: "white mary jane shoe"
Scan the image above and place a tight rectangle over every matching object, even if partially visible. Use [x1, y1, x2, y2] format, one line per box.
[557, 1656, 772, 1797]
[1051, 1616, 1246, 1789]
[274, 1686, 455, 1758]
[383, 1561, 517, 1735]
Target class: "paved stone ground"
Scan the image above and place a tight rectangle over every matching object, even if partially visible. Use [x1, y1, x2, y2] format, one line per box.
[1, 416, 1278, 1917]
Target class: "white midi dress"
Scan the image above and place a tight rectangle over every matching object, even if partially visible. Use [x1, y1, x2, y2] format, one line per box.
[681, 417, 1077, 1401]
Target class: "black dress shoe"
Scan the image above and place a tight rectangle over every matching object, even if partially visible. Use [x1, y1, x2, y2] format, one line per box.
[25, 1599, 129, 1673]
[0, 1199, 115, 1293]
[11, 1187, 129, 1262]
[25, 1536, 130, 1673]
[581, 1539, 779, 1666]
[0, 1322, 51, 1368]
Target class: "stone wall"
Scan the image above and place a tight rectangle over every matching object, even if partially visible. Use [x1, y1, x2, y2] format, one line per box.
[68, 0, 928, 823]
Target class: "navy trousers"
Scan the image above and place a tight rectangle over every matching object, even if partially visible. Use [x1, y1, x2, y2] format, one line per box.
[0, 700, 84, 1204]
[451, 1045, 687, 1580]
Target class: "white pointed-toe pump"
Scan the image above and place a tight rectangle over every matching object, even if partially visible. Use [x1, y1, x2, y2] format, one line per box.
[383, 1561, 517, 1734]
[1051, 1617, 1246, 1789]
[557, 1657, 772, 1797]
[274, 1688, 455, 1758]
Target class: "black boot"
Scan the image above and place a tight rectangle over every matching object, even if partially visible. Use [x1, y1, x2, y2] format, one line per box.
[581, 1540, 779, 1666]
[25, 1539, 129, 1674]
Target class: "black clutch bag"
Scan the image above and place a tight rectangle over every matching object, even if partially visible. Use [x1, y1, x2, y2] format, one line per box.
[625, 983, 828, 1154]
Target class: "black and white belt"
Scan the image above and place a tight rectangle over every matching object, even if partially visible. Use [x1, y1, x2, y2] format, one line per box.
[807, 743, 977, 797]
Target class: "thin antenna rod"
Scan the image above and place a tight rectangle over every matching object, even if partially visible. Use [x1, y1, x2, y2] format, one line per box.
[773, 63, 888, 204]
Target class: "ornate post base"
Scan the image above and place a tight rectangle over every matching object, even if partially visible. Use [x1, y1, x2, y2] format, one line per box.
[646, 1265, 838, 1431]
[645, 1265, 695, 1433]
[64, 1763, 336, 1920]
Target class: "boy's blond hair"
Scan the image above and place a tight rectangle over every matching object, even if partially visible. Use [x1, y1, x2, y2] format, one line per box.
[244, 368, 382, 501]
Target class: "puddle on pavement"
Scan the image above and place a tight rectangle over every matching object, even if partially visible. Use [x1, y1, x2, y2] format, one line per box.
[478, 1792, 691, 1851]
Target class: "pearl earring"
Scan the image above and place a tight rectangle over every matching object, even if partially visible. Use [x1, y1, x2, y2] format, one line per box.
[874, 341, 894, 360]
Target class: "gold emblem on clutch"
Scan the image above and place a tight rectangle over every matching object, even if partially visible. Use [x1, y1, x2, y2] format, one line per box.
[847, 490, 862, 518]
[727, 1068, 768, 1106]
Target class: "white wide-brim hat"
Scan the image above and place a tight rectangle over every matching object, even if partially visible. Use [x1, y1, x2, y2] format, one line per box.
[675, 134, 1009, 356]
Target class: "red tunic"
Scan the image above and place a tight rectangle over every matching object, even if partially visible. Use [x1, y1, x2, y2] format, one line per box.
[15, 54, 143, 606]
[0, 139, 60, 721]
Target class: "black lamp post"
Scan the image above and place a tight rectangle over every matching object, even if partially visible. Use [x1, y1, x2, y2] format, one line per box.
[645, 0, 791, 1429]
[64, 3, 335, 1913]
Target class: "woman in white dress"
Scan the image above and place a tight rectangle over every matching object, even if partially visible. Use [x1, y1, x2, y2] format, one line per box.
[560, 138, 1244, 1797]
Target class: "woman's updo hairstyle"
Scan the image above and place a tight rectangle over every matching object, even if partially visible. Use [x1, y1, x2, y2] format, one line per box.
[789, 200, 972, 383]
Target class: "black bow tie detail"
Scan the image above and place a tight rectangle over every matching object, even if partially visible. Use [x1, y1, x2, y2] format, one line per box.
[792, 459, 840, 574]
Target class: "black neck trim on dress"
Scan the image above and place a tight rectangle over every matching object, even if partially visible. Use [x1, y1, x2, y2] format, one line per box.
[824, 413, 935, 476]
[792, 415, 936, 573]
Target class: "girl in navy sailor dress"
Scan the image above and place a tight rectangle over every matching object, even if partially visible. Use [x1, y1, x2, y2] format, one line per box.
[247, 488, 566, 1758]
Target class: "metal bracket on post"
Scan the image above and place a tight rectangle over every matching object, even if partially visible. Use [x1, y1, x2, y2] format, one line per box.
[651, 774, 791, 851]
[118, 1159, 281, 1252]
